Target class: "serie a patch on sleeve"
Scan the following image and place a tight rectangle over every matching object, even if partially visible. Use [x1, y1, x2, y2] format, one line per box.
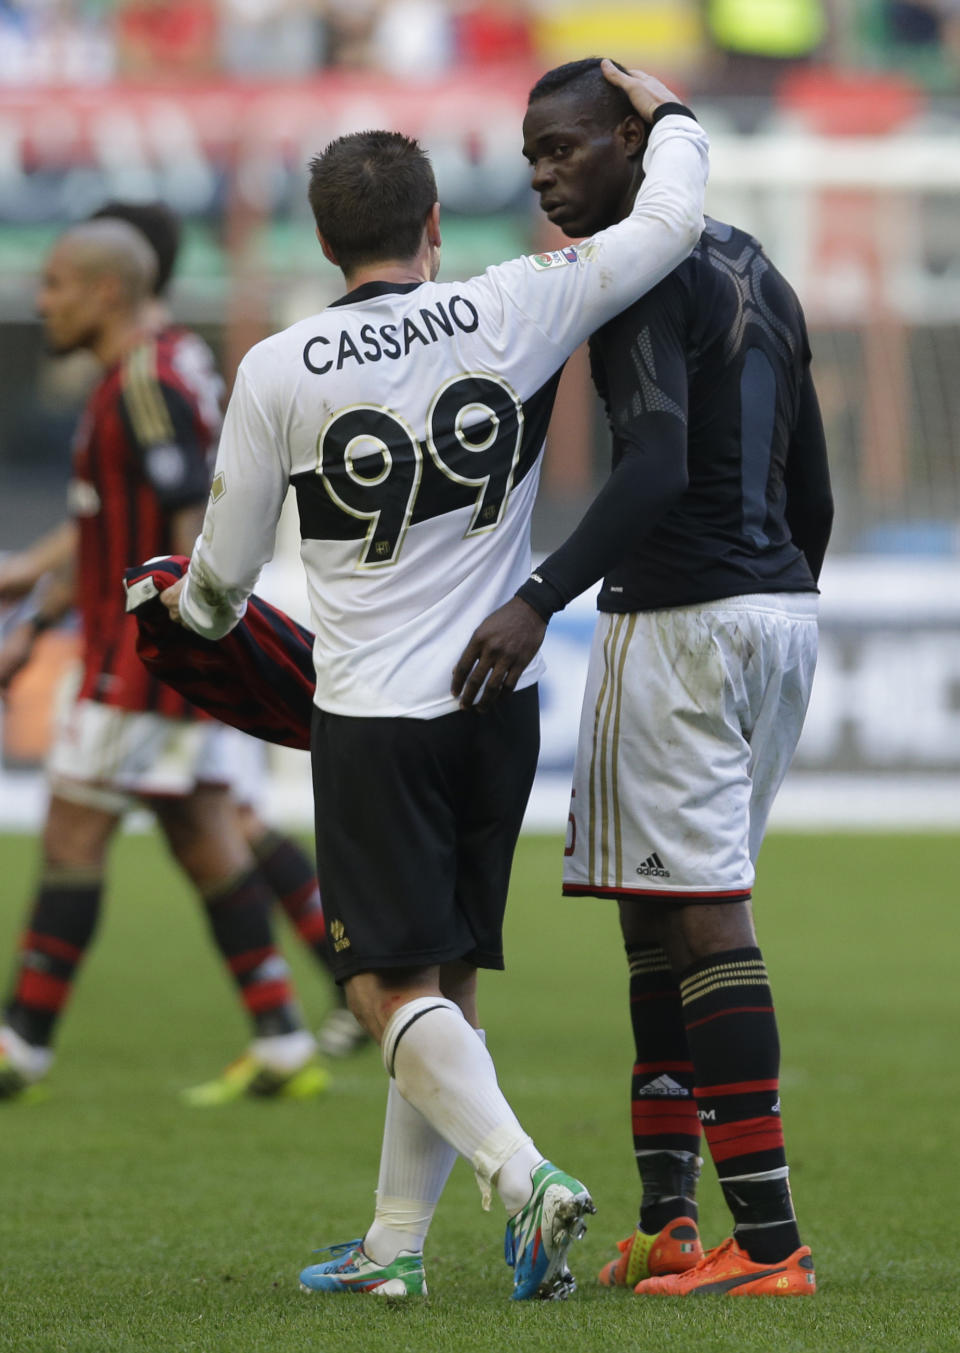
[528, 246, 581, 271]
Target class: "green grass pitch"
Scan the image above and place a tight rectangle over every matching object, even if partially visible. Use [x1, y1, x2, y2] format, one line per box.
[1, 829, 958, 1353]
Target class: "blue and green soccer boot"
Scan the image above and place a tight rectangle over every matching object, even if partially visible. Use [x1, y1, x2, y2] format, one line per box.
[505, 1160, 596, 1300]
[299, 1240, 427, 1297]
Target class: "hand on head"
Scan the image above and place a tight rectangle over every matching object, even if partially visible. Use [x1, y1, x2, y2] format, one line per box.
[601, 59, 684, 123]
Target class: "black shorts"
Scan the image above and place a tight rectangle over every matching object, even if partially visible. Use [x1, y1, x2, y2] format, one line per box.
[311, 685, 540, 982]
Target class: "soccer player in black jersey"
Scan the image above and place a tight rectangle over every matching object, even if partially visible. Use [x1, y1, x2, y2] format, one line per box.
[453, 58, 833, 1297]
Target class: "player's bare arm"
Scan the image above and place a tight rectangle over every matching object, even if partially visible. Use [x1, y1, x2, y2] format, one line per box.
[451, 596, 547, 711]
[0, 623, 38, 695]
[0, 564, 76, 695]
[0, 521, 77, 603]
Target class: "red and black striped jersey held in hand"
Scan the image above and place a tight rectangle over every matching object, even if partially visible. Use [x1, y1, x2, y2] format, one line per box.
[123, 556, 315, 751]
[70, 329, 217, 716]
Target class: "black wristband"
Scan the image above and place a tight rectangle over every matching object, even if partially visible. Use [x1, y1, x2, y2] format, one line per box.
[28, 612, 57, 636]
[652, 102, 697, 124]
[515, 574, 566, 622]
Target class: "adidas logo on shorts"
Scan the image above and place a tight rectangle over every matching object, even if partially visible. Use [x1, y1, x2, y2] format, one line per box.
[636, 851, 670, 878]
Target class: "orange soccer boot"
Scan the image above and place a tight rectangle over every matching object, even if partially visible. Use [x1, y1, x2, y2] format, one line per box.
[597, 1217, 703, 1287]
[633, 1235, 816, 1296]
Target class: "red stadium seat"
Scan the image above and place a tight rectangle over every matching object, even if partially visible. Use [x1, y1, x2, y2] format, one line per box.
[775, 65, 925, 135]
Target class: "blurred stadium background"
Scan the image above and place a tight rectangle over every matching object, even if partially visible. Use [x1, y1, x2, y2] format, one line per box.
[2, 0, 960, 830]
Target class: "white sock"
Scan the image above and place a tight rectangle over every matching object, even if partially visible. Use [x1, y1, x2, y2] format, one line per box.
[494, 1141, 546, 1216]
[364, 1030, 516, 1264]
[382, 997, 541, 1211]
[250, 1028, 316, 1072]
[363, 1077, 458, 1265]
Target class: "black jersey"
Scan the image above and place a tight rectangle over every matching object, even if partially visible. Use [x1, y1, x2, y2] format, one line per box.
[518, 217, 833, 619]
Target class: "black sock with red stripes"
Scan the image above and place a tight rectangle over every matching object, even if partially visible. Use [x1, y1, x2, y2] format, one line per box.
[202, 866, 302, 1037]
[5, 870, 103, 1047]
[249, 829, 337, 985]
[679, 946, 801, 1263]
[626, 942, 702, 1233]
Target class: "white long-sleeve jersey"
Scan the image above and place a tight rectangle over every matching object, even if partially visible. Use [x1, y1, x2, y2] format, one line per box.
[179, 113, 709, 718]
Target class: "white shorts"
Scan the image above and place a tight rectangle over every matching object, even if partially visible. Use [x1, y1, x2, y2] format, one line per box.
[563, 593, 819, 900]
[48, 694, 238, 816]
[214, 727, 269, 812]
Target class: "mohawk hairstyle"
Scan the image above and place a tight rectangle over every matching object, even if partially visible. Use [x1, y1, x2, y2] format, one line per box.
[528, 58, 634, 128]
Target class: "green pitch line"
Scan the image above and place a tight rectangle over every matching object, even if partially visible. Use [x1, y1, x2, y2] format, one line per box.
[0, 830, 957, 1352]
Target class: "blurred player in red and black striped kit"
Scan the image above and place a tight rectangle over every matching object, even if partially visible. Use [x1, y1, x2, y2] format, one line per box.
[0, 206, 359, 1107]
[88, 198, 366, 1066]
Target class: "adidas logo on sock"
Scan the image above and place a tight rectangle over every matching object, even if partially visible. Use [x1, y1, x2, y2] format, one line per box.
[636, 851, 670, 878]
[638, 1073, 689, 1097]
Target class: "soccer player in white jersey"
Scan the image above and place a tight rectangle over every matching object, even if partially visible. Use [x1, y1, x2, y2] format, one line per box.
[160, 62, 709, 1299]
